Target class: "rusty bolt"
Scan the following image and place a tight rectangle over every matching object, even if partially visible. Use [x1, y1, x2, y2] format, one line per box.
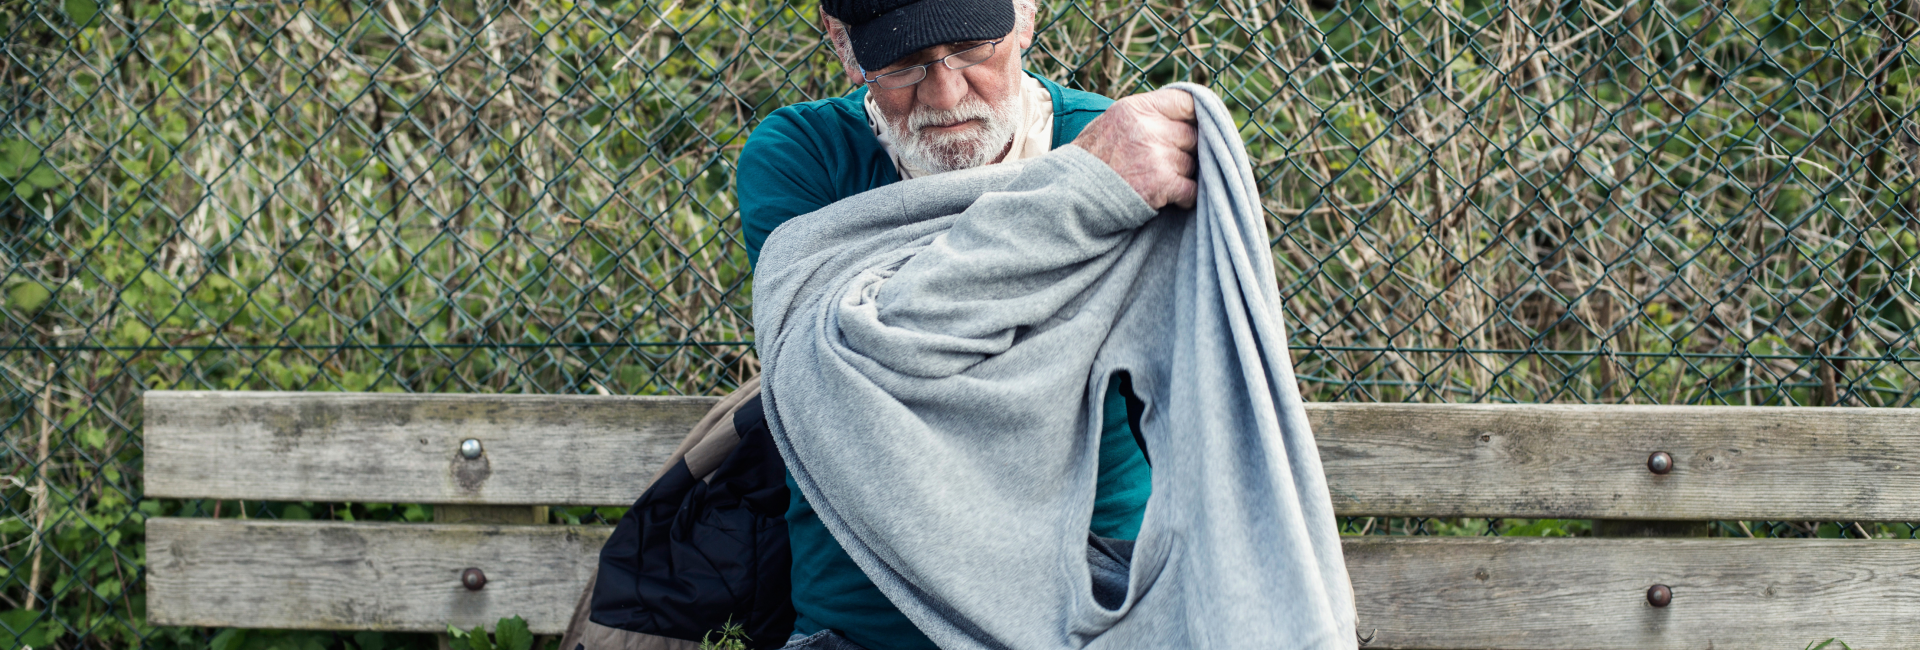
[462, 567, 487, 591]
[1647, 451, 1673, 475]
[459, 438, 483, 460]
[1646, 584, 1672, 607]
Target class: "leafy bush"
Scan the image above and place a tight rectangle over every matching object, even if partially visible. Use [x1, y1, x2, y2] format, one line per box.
[444, 617, 540, 650]
[208, 628, 433, 650]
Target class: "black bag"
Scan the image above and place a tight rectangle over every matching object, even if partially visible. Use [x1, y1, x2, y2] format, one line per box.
[586, 390, 796, 649]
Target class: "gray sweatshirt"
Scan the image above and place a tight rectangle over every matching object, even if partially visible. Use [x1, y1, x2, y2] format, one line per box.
[754, 84, 1356, 650]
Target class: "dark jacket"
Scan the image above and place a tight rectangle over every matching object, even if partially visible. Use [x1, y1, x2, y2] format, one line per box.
[582, 379, 795, 649]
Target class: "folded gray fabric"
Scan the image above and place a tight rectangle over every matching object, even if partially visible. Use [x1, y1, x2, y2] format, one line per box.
[754, 84, 1356, 650]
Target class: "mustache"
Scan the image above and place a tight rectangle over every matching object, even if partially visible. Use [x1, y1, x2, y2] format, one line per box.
[905, 98, 998, 134]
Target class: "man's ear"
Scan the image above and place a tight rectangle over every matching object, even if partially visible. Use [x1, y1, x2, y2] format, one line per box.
[822, 17, 867, 86]
[1014, 3, 1036, 49]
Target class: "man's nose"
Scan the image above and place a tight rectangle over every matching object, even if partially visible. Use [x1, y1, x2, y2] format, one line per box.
[914, 62, 969, 112]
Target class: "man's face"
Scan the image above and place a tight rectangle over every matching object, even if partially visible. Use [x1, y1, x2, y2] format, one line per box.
[853, 22, 1036, 173]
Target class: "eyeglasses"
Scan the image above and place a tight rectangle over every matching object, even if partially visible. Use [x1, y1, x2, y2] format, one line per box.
[860, 39, 1004, 90]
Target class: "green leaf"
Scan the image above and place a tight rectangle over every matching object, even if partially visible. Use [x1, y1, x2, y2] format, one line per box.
[95, 577, 122, 600]
[163, 112, 190, 145]
[1801, 0, 1833, 20]
[403, 504, 431, 522]
[25, 164, 59, 189]
[0, 140, 36, 178]
[79, 426, 108, 450]
[352, 632, 389, 650]
[699, 618, 749, 650]
[493, 616, 533, 650]
[0, 145, 24, 179]
[114, 318, 152, 346]
[442, 626, 471, 650]
[466, 625, 494, 650]
[63, 0, 98, 26]
[6, 282, 50, 314]
[0, 609, 64, 649]
[1502, 519, 1587, 537]
[209, 628, 248, 650]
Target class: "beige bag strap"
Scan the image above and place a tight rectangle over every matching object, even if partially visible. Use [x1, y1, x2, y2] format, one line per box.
[649, 375, 762, 485]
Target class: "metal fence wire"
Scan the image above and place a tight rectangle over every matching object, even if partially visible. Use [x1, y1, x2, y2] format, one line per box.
[3, 0, 1919, 646]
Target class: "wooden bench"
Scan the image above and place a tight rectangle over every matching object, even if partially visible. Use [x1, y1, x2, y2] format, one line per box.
[142, 391, 1920, 648]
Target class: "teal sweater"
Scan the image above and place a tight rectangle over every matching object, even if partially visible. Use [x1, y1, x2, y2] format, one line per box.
[735, 74, 1152, 650]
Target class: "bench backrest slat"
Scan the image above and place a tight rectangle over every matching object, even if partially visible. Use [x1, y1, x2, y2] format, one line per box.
[145, 392, 1920, 521]
[144, 391, 714, 506]
[1318, 402, 1920, 521]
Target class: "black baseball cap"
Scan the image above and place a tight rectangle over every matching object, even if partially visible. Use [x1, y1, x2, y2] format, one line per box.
[822, 0, 1016, 73]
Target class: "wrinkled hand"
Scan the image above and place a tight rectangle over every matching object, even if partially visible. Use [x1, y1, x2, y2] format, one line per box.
[1071, 89, 1198, 210]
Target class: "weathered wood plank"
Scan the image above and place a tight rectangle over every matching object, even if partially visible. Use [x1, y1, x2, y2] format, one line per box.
[146, 518, 613, 635]
[148, 519, 1920, 647]
[1346, 536, 1920, 649]
[1311, 403, 1920, 521]
[146, 393, 1920, 520]
[144, 391, 717, 506]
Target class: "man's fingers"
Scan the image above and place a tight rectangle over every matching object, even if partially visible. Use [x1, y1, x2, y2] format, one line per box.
[1166, 176, 1198, 210]
[1165, 120, 1198, 154]
[1170, 150, 1197, 179]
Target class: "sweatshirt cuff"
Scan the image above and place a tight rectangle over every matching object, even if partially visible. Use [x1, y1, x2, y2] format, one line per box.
[1032, 144, 1159, 233]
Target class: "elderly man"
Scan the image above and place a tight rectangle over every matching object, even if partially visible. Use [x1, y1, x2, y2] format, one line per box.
[736, 0, 1198, 647]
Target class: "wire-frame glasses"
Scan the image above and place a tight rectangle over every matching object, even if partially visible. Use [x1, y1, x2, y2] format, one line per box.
[861, 39, 1004, 90]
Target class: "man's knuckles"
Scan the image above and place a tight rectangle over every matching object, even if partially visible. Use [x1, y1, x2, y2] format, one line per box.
[1142, 88, 1198, 122]
[1171, 152, 1197, 178]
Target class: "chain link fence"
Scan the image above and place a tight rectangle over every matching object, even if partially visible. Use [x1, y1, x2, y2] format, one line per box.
[3, 0, 1918, 646]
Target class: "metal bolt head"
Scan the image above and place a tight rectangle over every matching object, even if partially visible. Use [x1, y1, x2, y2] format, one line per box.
[1646, 583, 1672, 607]
[459, 438, 483, 460]
[1647, 451, 1674, 475]
[462, 567, 487, 591]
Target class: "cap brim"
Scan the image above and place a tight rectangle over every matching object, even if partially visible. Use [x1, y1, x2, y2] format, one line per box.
[848, 0, 1016, 73]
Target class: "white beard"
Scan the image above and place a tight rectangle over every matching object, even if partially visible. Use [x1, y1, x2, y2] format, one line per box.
[876, 93, 1021, 175]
